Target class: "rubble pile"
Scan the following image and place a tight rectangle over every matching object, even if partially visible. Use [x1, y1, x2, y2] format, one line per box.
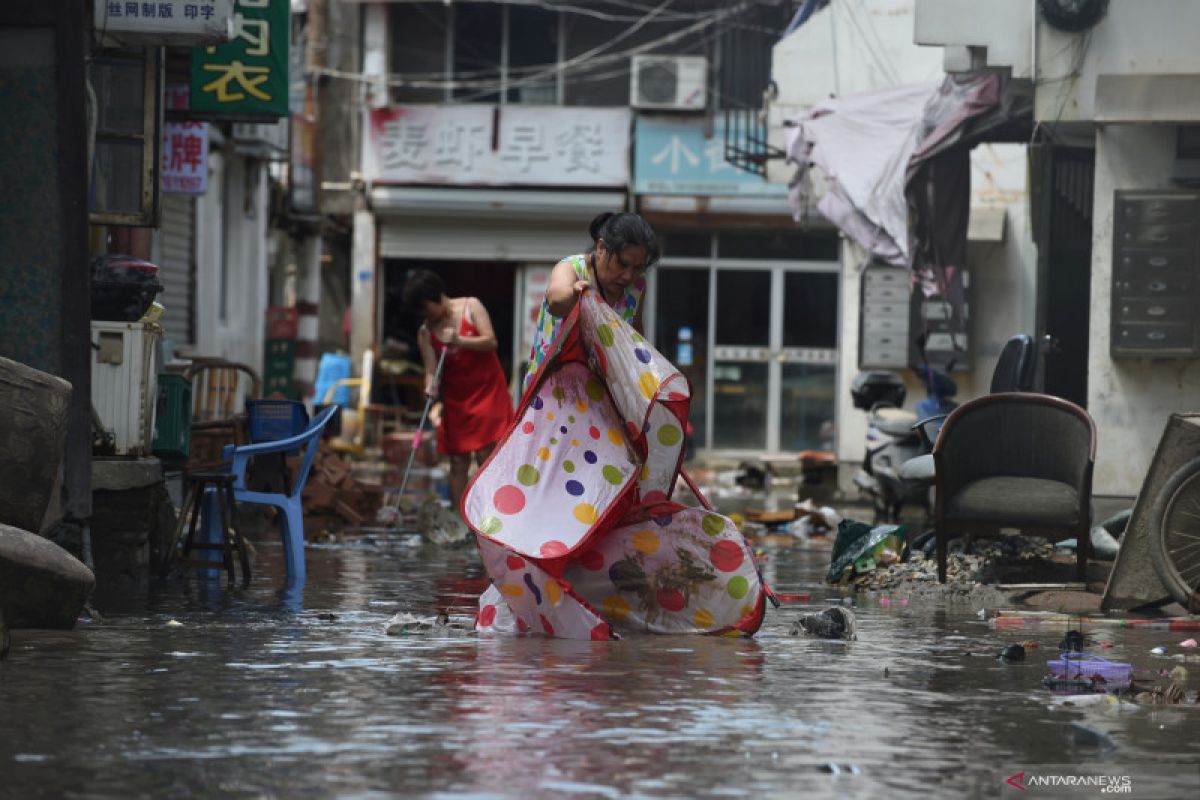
[295, 443, 385, 535]
[850, 536, 1057, 592]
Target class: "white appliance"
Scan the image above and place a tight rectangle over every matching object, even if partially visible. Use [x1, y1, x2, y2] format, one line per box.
[630, 55, 708, 111]
[91, 321, 161, 456]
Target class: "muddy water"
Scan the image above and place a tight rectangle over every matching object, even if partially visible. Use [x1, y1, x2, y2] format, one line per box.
[2, 536, 1199, 798]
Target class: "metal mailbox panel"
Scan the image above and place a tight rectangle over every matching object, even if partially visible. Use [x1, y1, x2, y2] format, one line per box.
[1111, 190, 1200, 359]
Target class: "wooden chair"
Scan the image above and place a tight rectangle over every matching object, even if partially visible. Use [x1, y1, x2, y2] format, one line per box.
[933, 392, 1096, 583]
[183, 359, 262, 470]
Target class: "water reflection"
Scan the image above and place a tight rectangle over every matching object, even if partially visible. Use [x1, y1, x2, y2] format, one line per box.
[1, 537, 1199, 798]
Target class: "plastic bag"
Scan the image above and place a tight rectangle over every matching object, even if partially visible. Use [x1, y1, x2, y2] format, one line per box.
[827, 520, 907, 583]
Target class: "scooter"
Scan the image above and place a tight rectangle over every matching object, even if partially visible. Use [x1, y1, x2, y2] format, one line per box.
[850, 361, 958, 523]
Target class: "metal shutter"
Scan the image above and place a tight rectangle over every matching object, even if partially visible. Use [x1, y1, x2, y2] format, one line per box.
[158, 192, 195, 347]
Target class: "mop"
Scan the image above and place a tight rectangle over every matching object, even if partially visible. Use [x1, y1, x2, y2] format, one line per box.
[378, 346, 447, 527]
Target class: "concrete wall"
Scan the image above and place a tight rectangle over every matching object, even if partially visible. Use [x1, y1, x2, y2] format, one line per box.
[1035, 0, 1200, 123]
[1088, 124, 1199, 497]
[915, 0, 1200, 123]
[913, 0, 1032, 77]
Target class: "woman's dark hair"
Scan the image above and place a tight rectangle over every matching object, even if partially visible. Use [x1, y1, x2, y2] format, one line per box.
[402, 269, 446, 311]
[588, 211, 660, 268]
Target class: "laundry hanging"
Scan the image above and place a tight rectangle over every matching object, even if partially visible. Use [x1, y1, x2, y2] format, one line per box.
[463, 289, 768, 639]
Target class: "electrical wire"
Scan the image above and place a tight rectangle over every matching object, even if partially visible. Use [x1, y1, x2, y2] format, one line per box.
[475, 0, 727, 23]
[838, 0, 902, 86]
[313, 2, 746, 96]
[848, 0, 903, 83]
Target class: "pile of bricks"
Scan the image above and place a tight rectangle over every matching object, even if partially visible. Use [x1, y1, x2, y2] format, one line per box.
[296, 443, 386, 535]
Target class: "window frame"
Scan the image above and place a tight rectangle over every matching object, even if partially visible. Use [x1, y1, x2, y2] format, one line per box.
[88, 46, 162, 227]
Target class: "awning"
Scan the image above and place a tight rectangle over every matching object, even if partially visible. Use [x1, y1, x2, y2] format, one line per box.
[370, 187, 625, 221]
[786, 72, 1029, 285]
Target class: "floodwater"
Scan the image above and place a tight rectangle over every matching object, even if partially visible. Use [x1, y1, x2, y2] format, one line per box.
[3, 532, 1200, 798]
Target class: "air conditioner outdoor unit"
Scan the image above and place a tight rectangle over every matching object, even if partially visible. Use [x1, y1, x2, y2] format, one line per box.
[630, 55, 707, 111]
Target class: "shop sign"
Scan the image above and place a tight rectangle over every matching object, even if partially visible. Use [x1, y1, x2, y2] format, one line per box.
[365, 105, 630, 187]
[290, 115, 317, 212]
[161, 121, 209, 194]
[95, 0, 235, 45]
[634, 116, 787, 196]
[232, 120, 290, 158]
[190, 0, 288, 119]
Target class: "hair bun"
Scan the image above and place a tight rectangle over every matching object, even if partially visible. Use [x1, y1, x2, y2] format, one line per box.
[589, 211, 615, 242]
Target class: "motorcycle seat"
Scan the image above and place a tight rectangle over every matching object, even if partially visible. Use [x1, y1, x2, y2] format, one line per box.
[870, 406, 918, 437]
[898, 453, 935, 482]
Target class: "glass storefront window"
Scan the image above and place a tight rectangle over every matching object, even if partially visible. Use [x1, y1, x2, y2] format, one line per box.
[713, 362, 768, 450]
[716, 270, 770, 345]
[783, 272, 839, 348]
[654, 267, 709, 449]
[780, 364, 836, 452]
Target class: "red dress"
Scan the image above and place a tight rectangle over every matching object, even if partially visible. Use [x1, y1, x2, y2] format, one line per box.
[429, 300, 515, 455]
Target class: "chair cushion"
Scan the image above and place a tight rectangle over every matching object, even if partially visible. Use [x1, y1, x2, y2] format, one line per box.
[946, 476, 1081, 527]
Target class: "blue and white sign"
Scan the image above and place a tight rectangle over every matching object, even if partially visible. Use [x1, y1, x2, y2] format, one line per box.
[634, 116, 787, 196]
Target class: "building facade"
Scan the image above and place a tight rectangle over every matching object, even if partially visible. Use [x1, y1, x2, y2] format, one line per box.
[353, 0, 838, 455]
[915, 0, 1200, 498]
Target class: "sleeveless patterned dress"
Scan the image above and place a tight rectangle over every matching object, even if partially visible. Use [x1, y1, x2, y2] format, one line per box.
[523, 254, 645, 391]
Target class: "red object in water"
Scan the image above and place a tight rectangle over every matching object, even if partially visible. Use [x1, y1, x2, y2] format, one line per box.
[773, 592, 811, 603]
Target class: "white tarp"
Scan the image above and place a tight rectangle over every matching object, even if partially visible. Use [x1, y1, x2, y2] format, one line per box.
[785, 81, 939, 267]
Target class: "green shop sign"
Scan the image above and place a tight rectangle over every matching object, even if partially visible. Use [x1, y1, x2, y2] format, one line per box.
[190, 0, 288, 119]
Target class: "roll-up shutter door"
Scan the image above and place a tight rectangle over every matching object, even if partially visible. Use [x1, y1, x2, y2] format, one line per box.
[158, 192, 195, 347]
[380, 216, 585, 262]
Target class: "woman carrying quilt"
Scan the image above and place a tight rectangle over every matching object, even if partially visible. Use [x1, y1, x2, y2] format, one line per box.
[523, 211, 661, 391]
[404, 270, 514, 509]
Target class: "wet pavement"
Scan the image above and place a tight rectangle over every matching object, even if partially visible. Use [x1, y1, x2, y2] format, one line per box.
[3, 531, 1200, 798]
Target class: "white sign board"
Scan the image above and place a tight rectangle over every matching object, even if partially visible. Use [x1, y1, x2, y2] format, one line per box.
[161, 121, 208, 194]
[94, 0, 235, 46]
[366, 105, 631, 187]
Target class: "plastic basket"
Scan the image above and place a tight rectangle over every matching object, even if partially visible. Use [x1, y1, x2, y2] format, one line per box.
[1046, 653, 1132, 686]
[246, 399, 309, 443]
[152, 373, 192, 459]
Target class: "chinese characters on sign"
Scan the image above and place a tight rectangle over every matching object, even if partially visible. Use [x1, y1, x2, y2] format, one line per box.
[633, 116, 787, 196]
[190, 0, 288, 119]
[94, 0, 234, 45]
[366, 106, 630, 187]
[162, 122, 209, 194]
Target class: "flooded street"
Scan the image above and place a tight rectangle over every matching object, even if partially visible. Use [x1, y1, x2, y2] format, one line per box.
[3, 535, 1200, 798]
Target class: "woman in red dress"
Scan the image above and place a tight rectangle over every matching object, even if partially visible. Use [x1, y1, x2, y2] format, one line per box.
[404, 270, 514, 509]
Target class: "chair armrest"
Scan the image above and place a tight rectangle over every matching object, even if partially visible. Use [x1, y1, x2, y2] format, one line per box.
[322, 378, 364, 405]
[912, 414, 948, 450]
[224, 406, 339, 486]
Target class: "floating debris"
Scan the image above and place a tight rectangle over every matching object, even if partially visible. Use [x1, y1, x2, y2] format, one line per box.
[384, 611, 471, 637]
[790, 606, 857, 640]
[997, 644, 1026, 662]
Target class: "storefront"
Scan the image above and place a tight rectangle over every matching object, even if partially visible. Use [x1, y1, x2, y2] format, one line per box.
[634, 116, 841, 455]
[363, 105, 633, 393]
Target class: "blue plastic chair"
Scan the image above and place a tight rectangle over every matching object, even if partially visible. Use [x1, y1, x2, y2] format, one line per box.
[221, 404, 339, 584]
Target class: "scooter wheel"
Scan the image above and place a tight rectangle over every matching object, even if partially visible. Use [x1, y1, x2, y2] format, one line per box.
[1148, 456, 1200, 609]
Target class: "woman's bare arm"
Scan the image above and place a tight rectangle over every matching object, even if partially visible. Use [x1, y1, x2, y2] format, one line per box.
[451, 297, 499, 352]
[546, 259, 590, 318]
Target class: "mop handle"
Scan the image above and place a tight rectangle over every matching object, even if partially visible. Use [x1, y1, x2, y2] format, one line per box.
[397, 347, 447, 502]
